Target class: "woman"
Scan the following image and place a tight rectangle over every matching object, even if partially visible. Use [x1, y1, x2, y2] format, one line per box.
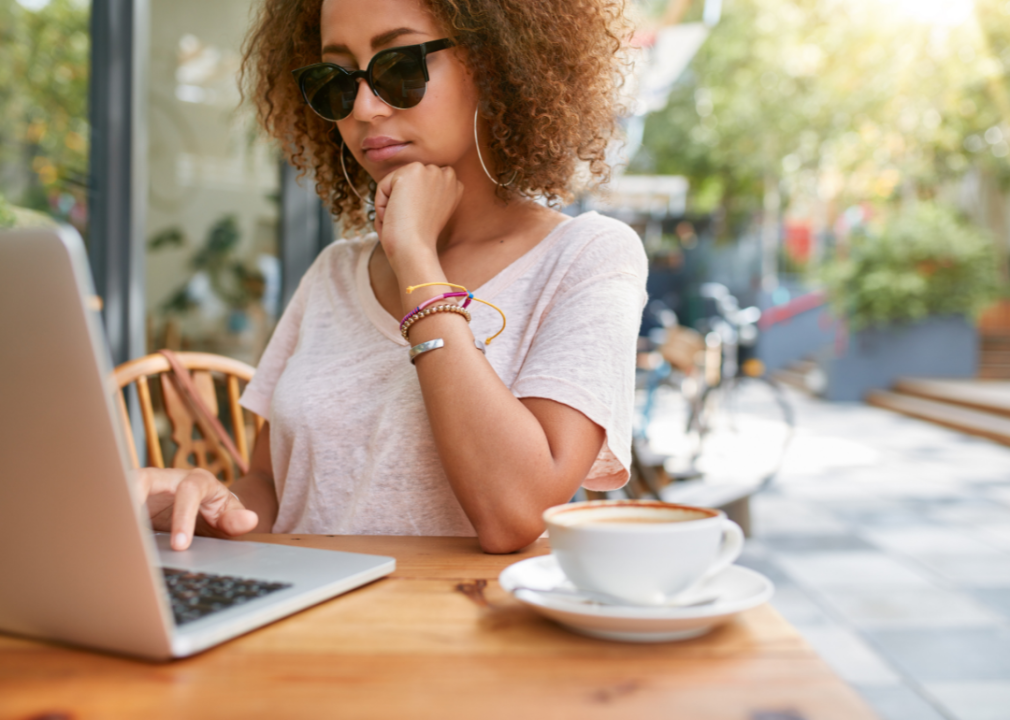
[142, 0, 646, 554]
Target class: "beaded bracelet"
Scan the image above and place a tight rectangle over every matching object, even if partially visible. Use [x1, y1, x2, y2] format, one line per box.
[400, 291, 473, 330]
[400, 303, 471, 340]
[405, 282, 507, 345]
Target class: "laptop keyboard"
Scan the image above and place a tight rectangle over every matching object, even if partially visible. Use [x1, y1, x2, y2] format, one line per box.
[162, 568, 292, 626]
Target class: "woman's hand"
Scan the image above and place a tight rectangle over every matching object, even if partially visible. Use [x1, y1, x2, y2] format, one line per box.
[373, 162, 463, 267]
[136, 467, 259, 551]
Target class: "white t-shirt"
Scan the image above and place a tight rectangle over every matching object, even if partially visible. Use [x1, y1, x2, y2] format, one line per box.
[240, 211, 648, 536]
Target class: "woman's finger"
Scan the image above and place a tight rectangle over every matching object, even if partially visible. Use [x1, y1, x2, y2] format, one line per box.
[168, 469, 222, 550]
[217, 506, 260, 536]
[201, 489, 257, 536]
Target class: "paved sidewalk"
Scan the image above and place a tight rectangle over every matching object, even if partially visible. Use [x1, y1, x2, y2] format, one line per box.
[646, 387, 1010, 720]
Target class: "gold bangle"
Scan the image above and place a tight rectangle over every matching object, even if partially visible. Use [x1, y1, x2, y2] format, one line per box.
[400, 303, 471, 340]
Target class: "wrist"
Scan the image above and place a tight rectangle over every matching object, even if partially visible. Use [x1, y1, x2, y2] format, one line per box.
[383, 233, 437, 269]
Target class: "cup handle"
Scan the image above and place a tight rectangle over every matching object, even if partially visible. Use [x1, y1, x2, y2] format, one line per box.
[699, 519, 744, 582]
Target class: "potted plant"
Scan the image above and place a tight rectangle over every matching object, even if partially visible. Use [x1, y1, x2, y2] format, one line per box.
[818, 202, 1000, 401]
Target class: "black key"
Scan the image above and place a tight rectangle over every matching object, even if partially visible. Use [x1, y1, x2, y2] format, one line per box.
[161, 568, 292, 626]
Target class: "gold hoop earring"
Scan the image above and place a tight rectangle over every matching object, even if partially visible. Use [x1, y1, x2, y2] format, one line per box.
[339, 140, 374, 207]
[474, 108, 517, 187]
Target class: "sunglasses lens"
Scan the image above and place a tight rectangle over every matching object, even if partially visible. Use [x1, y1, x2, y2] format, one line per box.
[372, 50, 427, 109]
[300, 66, 357, 121]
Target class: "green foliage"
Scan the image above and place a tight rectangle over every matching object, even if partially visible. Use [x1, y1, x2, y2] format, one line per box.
[153, 216, 266, 314]
[0, 192, 14, 229]
[822, 204, 1000, 329]
[636, 0, 1010, 233]
[0, 0, 91, 210]
[148, 226, 186, 251]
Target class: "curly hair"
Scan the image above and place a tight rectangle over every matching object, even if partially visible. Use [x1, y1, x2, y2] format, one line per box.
[241, 0, 630, 230]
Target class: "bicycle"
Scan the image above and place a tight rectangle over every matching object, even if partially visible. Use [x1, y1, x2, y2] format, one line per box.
[628, 287, 795, 523]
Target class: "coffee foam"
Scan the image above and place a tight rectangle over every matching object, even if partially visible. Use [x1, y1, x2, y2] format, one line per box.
[549, 505, 711, 527]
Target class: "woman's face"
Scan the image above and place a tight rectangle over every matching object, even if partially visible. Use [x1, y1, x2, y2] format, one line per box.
[321, 0, 478, 183]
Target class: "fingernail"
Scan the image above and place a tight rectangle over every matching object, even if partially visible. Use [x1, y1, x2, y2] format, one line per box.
[174, 533, 188, 549]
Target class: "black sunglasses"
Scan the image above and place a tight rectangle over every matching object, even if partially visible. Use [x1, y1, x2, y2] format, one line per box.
[292, 38, 454, 122]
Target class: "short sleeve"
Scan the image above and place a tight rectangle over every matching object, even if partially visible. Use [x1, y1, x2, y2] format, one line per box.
[511, 221, 648, 491]
[239, 269, 312, 420]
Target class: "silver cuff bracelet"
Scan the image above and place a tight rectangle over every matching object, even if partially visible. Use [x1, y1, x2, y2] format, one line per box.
[409, 338, 487, 364]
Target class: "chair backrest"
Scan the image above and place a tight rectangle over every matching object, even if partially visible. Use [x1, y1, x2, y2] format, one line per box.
[113, 351, 263, 484]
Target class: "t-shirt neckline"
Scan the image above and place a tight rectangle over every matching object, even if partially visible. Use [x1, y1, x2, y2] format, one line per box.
[355, 213, 586, 345]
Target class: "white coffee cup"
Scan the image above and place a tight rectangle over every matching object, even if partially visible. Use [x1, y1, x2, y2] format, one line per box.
[543, 500, 744, 606]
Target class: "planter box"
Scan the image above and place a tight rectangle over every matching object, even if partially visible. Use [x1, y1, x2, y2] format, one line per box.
[822, 315, 978, 402]
[756, 291, 836, 373]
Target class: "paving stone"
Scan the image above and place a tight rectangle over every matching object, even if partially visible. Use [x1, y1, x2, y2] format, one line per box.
[969, 589, 1010, 620]
[865, 627, 1010, 683]
[854, 684, 950, 720]
[861, 526, 1002, 556]
[736, 546, 793, 586]
[974, 525, 1010, 553]
[986, 487, 1010, 510]
[770, 585, 836, 627]
[926, 501, 1010, 526]
[648, 387, 1010, 719]
[774, 551, 937, 589]
[760, 534, 876, 554]
[789, 624, 902, 685]
[925, 682, 1010, 720]
[908, 553, 1010, 588]
[827, 505, 933, 528]
[750, 495, 850, 536]
[812, 585, 1003, 628]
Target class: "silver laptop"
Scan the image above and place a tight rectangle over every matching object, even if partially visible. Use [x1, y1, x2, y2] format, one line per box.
[0, 226, 395, 660]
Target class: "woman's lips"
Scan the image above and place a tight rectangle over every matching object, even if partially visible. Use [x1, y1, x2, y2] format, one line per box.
[363, 141, 409, 162]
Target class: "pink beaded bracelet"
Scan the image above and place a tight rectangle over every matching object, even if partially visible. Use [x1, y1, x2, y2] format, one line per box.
[404, 282, 508, 345]
[400, 291, 473, 332]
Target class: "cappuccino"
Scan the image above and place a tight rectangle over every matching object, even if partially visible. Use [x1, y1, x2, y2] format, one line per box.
[548, 503, 715, 527]
[543, 500, 743, 605]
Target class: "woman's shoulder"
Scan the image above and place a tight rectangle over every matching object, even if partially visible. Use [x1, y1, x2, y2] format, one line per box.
[554, 211, 647, 280]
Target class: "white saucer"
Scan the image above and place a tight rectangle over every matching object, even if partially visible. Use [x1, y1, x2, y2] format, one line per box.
[498, 555, 774, 643]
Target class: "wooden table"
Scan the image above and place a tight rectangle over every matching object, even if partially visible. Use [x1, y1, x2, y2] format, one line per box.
[0, 536, 878, 720]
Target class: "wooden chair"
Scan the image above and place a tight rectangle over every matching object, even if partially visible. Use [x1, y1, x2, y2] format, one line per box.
[113, 351, 263, 484]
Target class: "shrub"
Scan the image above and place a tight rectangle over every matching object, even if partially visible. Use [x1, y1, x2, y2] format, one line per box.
[0, 193, 15, 229]
[822, 203, 1001, 329]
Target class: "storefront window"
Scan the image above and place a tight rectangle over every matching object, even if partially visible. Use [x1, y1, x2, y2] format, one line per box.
[145, 0, 280, 365]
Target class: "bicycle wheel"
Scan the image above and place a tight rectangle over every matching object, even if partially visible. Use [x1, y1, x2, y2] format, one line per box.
[637, 374, 706, 483]
[689, 375, 794, 492]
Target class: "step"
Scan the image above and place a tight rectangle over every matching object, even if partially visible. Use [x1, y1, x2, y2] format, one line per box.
[866, 390, 1010, 446]
[982, 334, 1010, 351]
[980, 367, 1010, 380]
[979, 351, 1010, 364]
[892, 378, 1010, 418]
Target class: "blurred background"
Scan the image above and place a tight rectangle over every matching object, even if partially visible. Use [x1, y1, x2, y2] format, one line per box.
[1, 0, 1006, 376]
[3, 2, 1010, 718]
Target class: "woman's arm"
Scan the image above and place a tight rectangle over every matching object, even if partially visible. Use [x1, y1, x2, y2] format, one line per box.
[140, 422, 278, 549]
[376, 165, 612, 553]
[408, 266, 605, 553]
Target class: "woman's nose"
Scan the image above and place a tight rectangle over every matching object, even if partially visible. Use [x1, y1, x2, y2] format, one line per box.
[351, 77, 392, 121]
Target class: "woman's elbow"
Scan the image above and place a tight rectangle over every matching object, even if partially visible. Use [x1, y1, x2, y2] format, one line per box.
[476, 521, 544, 554]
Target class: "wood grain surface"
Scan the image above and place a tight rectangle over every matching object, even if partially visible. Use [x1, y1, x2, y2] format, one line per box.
[0, 535, 879, 720]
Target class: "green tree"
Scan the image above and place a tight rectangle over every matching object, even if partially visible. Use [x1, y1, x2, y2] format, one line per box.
[637, 0, 1010, 257]
[0, 0, 90, 218]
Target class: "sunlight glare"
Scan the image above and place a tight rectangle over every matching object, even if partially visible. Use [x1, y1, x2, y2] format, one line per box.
[881, 0, 975, 27]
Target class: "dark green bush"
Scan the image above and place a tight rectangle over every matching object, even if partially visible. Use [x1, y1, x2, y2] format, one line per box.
[823, 203, 1000, 329]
